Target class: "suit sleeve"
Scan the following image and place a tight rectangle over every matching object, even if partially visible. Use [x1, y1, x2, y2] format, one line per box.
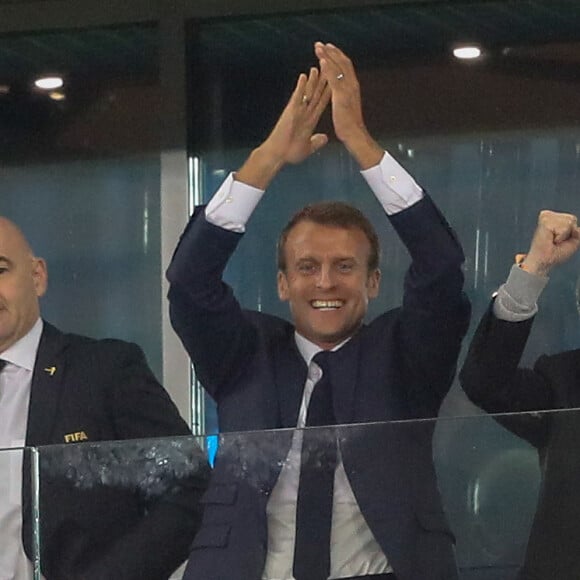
[166, 206, 258, 400]
[81, 340, 210, 580]
[459, 301, 553, 448]
[388, 195, 471, 415]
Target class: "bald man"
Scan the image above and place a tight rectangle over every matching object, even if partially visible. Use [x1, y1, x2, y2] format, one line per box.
[0, 217, 209, 580]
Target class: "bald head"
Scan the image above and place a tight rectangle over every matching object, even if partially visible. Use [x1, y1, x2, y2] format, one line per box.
[0, 217, 47, 353]
[0, 217, 35, 254]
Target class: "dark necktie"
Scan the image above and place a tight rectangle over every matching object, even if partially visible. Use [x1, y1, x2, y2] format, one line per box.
[0, 359, 6, 373]
[293, 350, 337, 580]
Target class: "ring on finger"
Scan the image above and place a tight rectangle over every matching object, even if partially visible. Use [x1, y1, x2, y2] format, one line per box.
[301, 94, 310, 105]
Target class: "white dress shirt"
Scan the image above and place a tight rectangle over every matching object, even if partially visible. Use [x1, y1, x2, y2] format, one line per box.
[0, 318, 44, 580]
[205, 152, 423, 579]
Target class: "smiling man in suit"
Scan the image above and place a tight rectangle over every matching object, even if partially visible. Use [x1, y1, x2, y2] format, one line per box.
[168, 43, 470, 580]
[0, 216, 209, 580]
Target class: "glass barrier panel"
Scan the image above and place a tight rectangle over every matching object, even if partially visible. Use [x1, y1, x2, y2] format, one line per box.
[208, 411, 565, 580]
[34, 409, 580, 579]
[0, 445, 41, 580]
[36, 435, 209, 580]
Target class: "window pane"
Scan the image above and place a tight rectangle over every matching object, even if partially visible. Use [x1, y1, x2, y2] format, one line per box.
[0, 25, 162, 375]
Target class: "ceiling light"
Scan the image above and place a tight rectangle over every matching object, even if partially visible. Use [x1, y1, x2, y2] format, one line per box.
[34, 76, 64, 90]
[453, 46, 482, 60]
[0, 84, 9, 95]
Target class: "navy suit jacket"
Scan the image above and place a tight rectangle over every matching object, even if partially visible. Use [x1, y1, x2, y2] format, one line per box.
[21, 322, 210, 580]
[168, 196, 470, 580]
[461, 304, 580, 580]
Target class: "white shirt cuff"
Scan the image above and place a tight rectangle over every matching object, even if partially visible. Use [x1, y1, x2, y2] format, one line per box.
[205, 172, 265, 232]
[205, 151, 424, 232]
[360, 151, 424, 215]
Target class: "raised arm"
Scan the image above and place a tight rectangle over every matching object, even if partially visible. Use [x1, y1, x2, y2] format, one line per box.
[461, 210, 580, 419]
[314, 42, 383, 170]
[315, 42, 469, 411]
[518, 209, 580, 276]
[236, 67, 330, 189]
[167, 68, 330, 398]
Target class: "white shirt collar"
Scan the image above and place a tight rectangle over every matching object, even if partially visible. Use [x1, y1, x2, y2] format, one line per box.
[1, 318, 43, 372]
[294, 331, 350, 366]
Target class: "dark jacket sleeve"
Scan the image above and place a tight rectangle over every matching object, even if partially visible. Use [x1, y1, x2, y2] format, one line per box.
[389, 195, 471, 415]
[460, 301, 553, 448]
[166, 207, 258, 400]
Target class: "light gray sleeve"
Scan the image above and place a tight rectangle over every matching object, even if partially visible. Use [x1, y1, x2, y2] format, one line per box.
[493, 264, 549, 322]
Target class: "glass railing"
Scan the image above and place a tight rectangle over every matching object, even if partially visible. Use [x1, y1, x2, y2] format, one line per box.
[0, 445, 41, 579]
[23, 409, 576, 579]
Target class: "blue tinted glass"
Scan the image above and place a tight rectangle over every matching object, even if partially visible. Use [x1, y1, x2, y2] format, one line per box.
[0, 26, 162, 376]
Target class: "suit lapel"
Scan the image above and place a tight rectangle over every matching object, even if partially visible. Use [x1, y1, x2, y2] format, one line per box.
[25, 322, 69, 446]
[273, 332, 308, 429]
[330, 335, 360, 424]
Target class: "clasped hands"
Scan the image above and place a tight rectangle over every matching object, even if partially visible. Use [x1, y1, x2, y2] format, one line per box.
[236, 42, 382, 190]
[262, 42, 369, 163]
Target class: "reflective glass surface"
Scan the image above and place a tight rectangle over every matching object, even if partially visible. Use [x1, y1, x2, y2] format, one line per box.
[32, 410, 580, 579]
[0, 446, 40, 580]
[36, 435, 207, 580]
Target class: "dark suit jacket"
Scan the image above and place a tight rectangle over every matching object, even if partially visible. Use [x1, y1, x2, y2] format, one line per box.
[21, 321, 210, 580]
[167, 197, 470, 580]
[460, 303, 580, 580]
